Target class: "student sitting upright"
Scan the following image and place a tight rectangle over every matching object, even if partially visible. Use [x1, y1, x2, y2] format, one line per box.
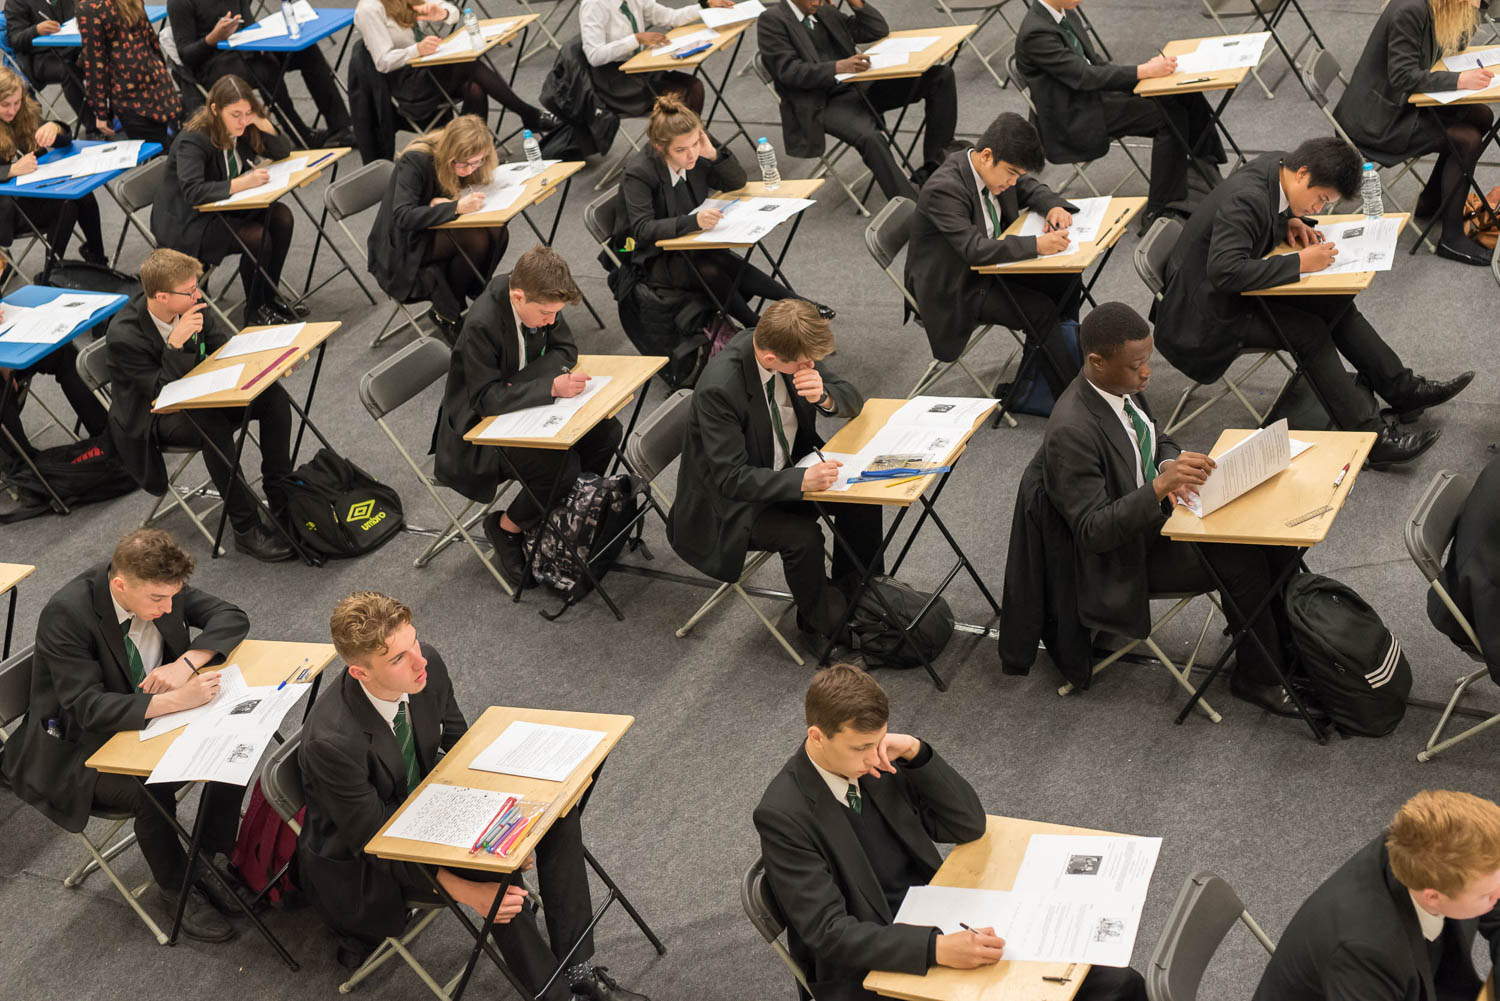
[580, 0, 728, 116]
[1015, 0, 1224, 230]
[0, 529, 247, 942]
[1154, 137, 1472, 468]
[434, 247, 619, 590]
[757, 0, 958, 200]
[299, 590, 650, 1000]
[1337, 0, 1495, 265]
[905, 113, 1080, 400]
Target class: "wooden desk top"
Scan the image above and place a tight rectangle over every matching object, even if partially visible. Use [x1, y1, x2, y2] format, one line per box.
[198, 147, 351, 212]
[865, 814, 1127, 1001]
[366, 705, 633, 874]
[1134, 35, 1252, 96]
[805, 397, 994, 507]
[152, 321, 340, 412]
[1161, 428, 1376, 547]
[1244, 213, 1410, 296]
[436, 160, 585, 230]
[1410, 44, 1500, 106]
[620, 19, 752, 73]
[976, 196, 1146, 274]
[85, 639, 336, 777]
[656, 179, 826, 250]
[409, 14, 537, 66]
[1477, 977, 1493, 1001]
[463, 353, 666, 450]
[842, 24, 976, 82]
[0, 562, 35, 594]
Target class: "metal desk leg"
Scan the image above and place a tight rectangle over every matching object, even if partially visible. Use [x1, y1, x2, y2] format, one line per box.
[3, 585, 17, 658]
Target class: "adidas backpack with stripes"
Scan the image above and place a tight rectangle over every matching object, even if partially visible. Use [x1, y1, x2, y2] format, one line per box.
[1283, 574, 1411, 737]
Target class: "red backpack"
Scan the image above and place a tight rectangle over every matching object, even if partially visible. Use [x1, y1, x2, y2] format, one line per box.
[231, 780, 304, 907]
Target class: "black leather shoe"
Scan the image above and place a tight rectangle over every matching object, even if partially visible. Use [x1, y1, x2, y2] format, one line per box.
[570, 966, 651, 1001]
[233, 524, 295, 562]
[251, 301, 297, 326]
[273, 295, 310, 319]
[194, 861, 246, 917]
[483, 512, 533, 589]
[533, 110, 562, 133]
[154, 886, 235, 943]
[431, 312, 460, 346]
[1366, 425, 1441, 469]
[1435, 235, 1493, 266]
[811, 301, 836, 320]
[336, 940, 374, 971]
[909, 160, 939, 188]
[1387, 370, 1474, 420]
[1229, 680, 1302, 718]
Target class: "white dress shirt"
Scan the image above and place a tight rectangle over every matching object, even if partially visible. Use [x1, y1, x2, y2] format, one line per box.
[1039, 0, 1066, 23]
[1088, 379, 1157, 489]
[362, 683, 411, 735]
[808, 750, 857, 809]
[668, 164, 687, 186]
[355, 0, 460, 73]
[148, 306, 176, 344]
[112, 594, 164, 680]
[1408, 892, 1445, 942]
[755, 357, 799, 470]
[579, 0, 702, 67]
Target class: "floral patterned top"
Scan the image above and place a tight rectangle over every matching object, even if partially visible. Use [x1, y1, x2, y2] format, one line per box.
[78, 0, 182, 124]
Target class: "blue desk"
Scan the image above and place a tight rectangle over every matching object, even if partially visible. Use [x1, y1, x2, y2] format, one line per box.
[216, 6, 354, 52]
[33, 5, 166, 47]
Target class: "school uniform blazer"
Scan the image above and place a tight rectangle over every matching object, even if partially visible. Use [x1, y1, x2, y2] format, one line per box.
[1041, 372, 1182, 639]
[1014, 1, 1136, 163]
[904, 148, 1073, 362]
[0, 563, 246, 833]
[753, 742, 986, 1001]
[297, 647, 466, 943]
[150, 126, 294, 262]
[366, 149, 460, 304]
[1429, 455, 1500, 684]
[167, 0, 255, 74]
[1334, 0, 1462, 163]
[4, 0, 75, 74]
[1252, 834, 1500, 1001]
[666, 329, 862, 583]
[1153, 152, 1299, 385]
[433, 272, 580, 503]
[618, 140, 746, 267]
[104, 291, 234, 496]
[756, 0, 888, 159]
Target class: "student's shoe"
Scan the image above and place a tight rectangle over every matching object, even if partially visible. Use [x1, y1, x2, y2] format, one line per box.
[909, 160, 939, 188]
[193, 860, 246, 916]
[570, 966, 650, 1001]
[1366, 425, 1440, 469]
[1386, 370, 1474, 421]
[533, 110, 563, 133]
[431, 312, 460, 346]
[1229, 679, 1301, 717]
[234, 524, 295, 562]
[272, 295, 311, 319]
[335, 938, 375, 971]
[483, 512, 533, 589]
[811, 301, 837, 320]
[251, 301, 297, 326]
[154, 886, 235, 943]
[1434, 235, 1493, 266]
[80, 242, 108, 266]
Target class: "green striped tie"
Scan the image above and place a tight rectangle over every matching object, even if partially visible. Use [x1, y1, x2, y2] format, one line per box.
[845, 782, 862, 814]
[619, 0, 638, 32]
[1123, 397, 1157, 483]
[392, 701, 422, 791]
[766, 374, 791, 466]
[120, 619, 145, 688]
[983, 190, 1003, 237]
[1058, 16, 1087, 59]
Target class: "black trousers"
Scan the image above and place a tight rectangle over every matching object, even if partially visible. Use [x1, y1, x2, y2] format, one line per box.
[201, 48, 351, 138]
[649, 249, 795, 329]
[821, 87, 915, 202]
[975, 273, 1081, 396]
[748, 497, 884, 633]
[502, 417, 621, 530]
[27, 51, 89, 123]
[1241, 296, 1411, 431]
[117, 111, 177, 145]
[863, 64, 958, 169]
[90, 774, 243, 891]
[0, 342, 108, 458]
[154, 383, 294, 534]
[1102, 90, 1222, 208]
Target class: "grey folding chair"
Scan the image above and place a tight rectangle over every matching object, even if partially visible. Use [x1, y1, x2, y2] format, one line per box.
[934, 0, 1024, 88]
[1197, 0, 1282, 99]
[751, 52, 872, 217]
[623, 389, 804, 665]
[584, 186, 624, 270]
[358, 337, 514, 594]
[324, 159, 433, 348]
[741, 858, 814, 997]
[594, 117, 647, 191]
[1147, 871, 1275, 1001]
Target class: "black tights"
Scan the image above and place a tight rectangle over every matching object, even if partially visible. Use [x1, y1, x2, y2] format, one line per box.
[224, 203, 293, 311]
[427, 225, 507, 319]
[456, 62, 545, 132]
[1416, 105, 1495, 242]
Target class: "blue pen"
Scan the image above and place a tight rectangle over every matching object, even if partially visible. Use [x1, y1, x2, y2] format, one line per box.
[673, 42, 712, 59]
[305, 151, 334, 169]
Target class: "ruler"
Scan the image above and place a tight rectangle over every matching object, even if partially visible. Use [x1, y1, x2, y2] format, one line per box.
[1286, 505, 1333, 527]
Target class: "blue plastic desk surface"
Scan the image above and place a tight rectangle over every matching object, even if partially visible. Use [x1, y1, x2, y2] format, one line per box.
[0, 285, 130, 370]
[217, 7, 355, 51]
[34, 5, 166, 46]
[0, 139, 162, 200]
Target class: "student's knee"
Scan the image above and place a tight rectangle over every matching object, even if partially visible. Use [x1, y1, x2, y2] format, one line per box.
[924, 63, 956, 96]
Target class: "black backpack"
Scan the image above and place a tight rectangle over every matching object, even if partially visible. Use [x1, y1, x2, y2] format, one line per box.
[0, 436, 137, 522]
[1283, 573, 1411, 737]
[524, 472, 643, 600]
[847, 576, 955, 669]
[274, 448, 404, 558]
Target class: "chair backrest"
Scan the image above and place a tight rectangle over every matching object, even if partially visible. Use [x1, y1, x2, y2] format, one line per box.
[259, 727, 306, 828]
[1134, 215, 1183, 299]
[326, 158, 395, 223]
[75, 336, 112, 398]
[1303, 47, 1340, 108]
[741, 857, 813, 995]
[1002, 40, 1026, 94]
[0, 644, 34, 731]
[584, 185, 622, 252]
[359, 336, 452, 421]
[624, 388, 693, 484]
[1147, 871, 1274, 1001]
[1405, 469, 1474, 583]
[864, 195, 914, 272]
[751, 50, 774, 90]
[113, 157, 168, 215]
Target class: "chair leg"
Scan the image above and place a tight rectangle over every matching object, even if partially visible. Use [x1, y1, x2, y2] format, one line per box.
[676, 581, 737, 636]
[1417, 667, 1498, 762]
[413, 498, 481, 567]
[339, 908, 446, 996]
[731, 583, 804, 666]
[73, 832, 170, 945]
[63, 818, 132, 887]
[1142, 635, 1222, 722]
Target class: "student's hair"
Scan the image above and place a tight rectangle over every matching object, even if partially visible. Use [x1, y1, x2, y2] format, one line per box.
[1284, 137, 1362, 200]
[111, 529, 195, 584]
[404, 115, 497, 197]
[509, 246, 582, 304]
[805, 664, 889, 737]
[1429, 0, 1479, 55]
[112, 0, 146, 25]
[0, 68, 42, 162]
[1387, 790, 1500, 896]
[1078, 301, 1150, 360]
[330, 591, 414, 666]
[975, 112, 1045, 174]
[752, 300, 834, 362]
[646, 95, 703, 155]
[140, 248, 204, 297]
[185, 75, 272, 154]
[380, 0, 420, 29]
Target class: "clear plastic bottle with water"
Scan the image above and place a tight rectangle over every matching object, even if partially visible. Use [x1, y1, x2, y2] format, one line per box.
[755, 137, 780, 190]
[463, 7, 482, 50]
[283, 0, 301, 38]
[523, 129, 543, 175]
[1360, 162, 1384, 219]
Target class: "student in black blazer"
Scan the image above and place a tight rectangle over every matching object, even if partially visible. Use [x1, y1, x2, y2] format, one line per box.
[755, 665, 1147, 1001]
[105, 248, 294, 562]
[150, 74, 301, 325]
[1428, 455, 1500, 684]
[0, 530, 247, 942]
[905, 113, 1080, 397]
[667, 301, 878, 640]
[433, 248, 618, 590]
[1154, 138, 1471, 468]
[1336, 0, 1495, 264]
[301, 591, 650, 1000]
[1015, 0, 1224, 229]
[4, 0, 88, 122]
[366, 114, 508, 341]
[1253, 789, 1500, 1001]
[1042, 302, 1298, 714]
[622, 97, 799, 329]
[757, 0, 957, 201]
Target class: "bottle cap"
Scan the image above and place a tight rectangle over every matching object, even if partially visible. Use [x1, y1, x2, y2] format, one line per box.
[523, 130, 533, 138]
[757, 137, 768, 144]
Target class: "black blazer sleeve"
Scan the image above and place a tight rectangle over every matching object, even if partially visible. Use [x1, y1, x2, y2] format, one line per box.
[6, 0, 44, 51]
[168, 0, 212, 71]
[392, 153, 458, 232]
[1205, 182, 1300, 293]
[1021, 14, 1137, 91]
[174, 131, 234, 206]
[35, 603, 150, 734]
[299, 730, 417, 879]
[843, 0, 887, 44]
[923, 169, 1040, 265]
[178, 584, 249, 661]
[1043, 418, 1166, 555]
[1016, 175, 1073, 216]
[621, 152, 694, 247]
[463, 307, 575, 416]
[245, 126, 293, 164]
[1387, 0, 1460, 95]
[695, 380, 806, 503]
[759, 6, 836, 91]
[707, 142, 747, 190]
[901, 743, 987, 845]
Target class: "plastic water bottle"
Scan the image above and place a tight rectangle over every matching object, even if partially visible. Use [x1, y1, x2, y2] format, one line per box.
[756, 137, 780, 191]
[1360, 162, 1383, 219]
[463, 7, 482, 50]
[523, 129, 543, 175]
[282, 0, 300, 37]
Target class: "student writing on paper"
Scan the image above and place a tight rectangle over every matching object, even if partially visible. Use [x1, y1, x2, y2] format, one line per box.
[106, 249, 295, 562]
[579, 0, 728, 115]
[754, 665, 1148, 1001]
[300, 592, 651, 1001]
[4, 0, 89, 126]
[152, 75, 303, 326]
[0, 530, 246, 943]
[78, 0, 182, 144]
[434, 248, 620, 590]
[1154, 137, 1472, 468]
[1042, 304, 1299, 716]
[1338, 0, 1494, 265]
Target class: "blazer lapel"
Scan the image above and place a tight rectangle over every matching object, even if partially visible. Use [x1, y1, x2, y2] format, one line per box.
[90, 570, 135, 692]
[792, 751, 892, 920]
[1077, 377, 1141, 478]
[342, 672, 411, 793]
[777, 4, 820, 66]
[409, 687, 442, 774]
[740, 344, 775, 467]
[156, 596, 192, 663]
[1385, 862, 1438, 1001]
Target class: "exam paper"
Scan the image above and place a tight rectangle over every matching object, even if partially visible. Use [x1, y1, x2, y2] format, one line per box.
[226, 1, 316, 45]
[1018, 195, 1110, 243]
[494, 159, 561, 181]
[428, 19, 520, 56]
[145, 684, 304, 785]
[213, 155, 310, 205]
[477, 375, 613, 439]
[215, 322, 305, 359]
[0, 292, 117, 343]
[889, 395, 995, 430]
[470, 720, 607, 782]
[869, 35, 938, 55]
[699, 0, 764, 29]
[1181, 418, 1291, 518]
[14, 140, 144, 185]
[693, 196, 815, 243]
[794, 450, 859, 491]
[154, 364, 245, 410]
[55, 16, 78, 32]
[1291, 437, 1314, 459]
[1309, 217, 1401, 275]
[834, 50, 908, 80]
[652, 28, 718, 55]
[383, 784, 524, 849]
[459, 175, 530, 215]
[138, 665, 248, 740]
[1012, 834, 1163, 899]
[1172, 32, 1269, 74]
[894, 886, 1015, 933]
[1425, 47, 1500, 101]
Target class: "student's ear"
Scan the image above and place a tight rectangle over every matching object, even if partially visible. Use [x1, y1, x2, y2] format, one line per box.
[806, 724, 825, 745]
[346, 663, 370, 684]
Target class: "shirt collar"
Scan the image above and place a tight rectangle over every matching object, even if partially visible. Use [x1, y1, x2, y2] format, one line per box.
[1277, 184, 1289, 215]
[966, 149, 991, 202]
[148, 306, 176, 343]
[110, 593, 132, 626]
[1039, 0, 1067, 23]
[785, 0, 810, 23]
[1409, 892, 1444, 942]
[755, 356, 779, 394]
[805, 746, 856, 805]
[360, 681, 410, 729]
[1087, 377, 1136, 419]
[668, 164, 687, 187]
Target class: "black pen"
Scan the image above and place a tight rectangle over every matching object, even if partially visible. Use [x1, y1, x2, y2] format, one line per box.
[958, 921, 978, 934]
[1174, 76, 1211, 86]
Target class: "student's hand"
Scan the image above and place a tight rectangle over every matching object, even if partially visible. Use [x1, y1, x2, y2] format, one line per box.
[249, 113, 276, 134]
[551, 371, 590, 397]
[1137, 53, 1176, 78]
[1035, 227, 1070, 255]
[1153, 452, 1215, 503]
[437, 871, 527, 922]
[168, 303, 206, 348]
[413, 2, 447, 18]
[36, 18, 61, 33]
[140, 657, 198, 694]
[934, 928, 1006, 969]
[1045, 205, 1072, 231]
[33, 122, 61, 148]
[696, 207, 723, 230]
[207, 11, 243, 43]
[95, 117, 116, 136]
[1286, 216, 1324, 248]
[791, 366, 824, 403]
[417, 34, 443, 56]
[456, 190, 486, 214]
[1458, 67, 1494, 91]
[635, 30, 670, 46]
[1297, 240, 1338, 273]
[696, 130, 718, 161]
[230, 166, 271, 192]
[169, 670, 221, 710]
[8, 151, 36, 177]
[800, 460, 841, 492]
[867, 732, 920, 776]
[835, 53, 871, 75]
